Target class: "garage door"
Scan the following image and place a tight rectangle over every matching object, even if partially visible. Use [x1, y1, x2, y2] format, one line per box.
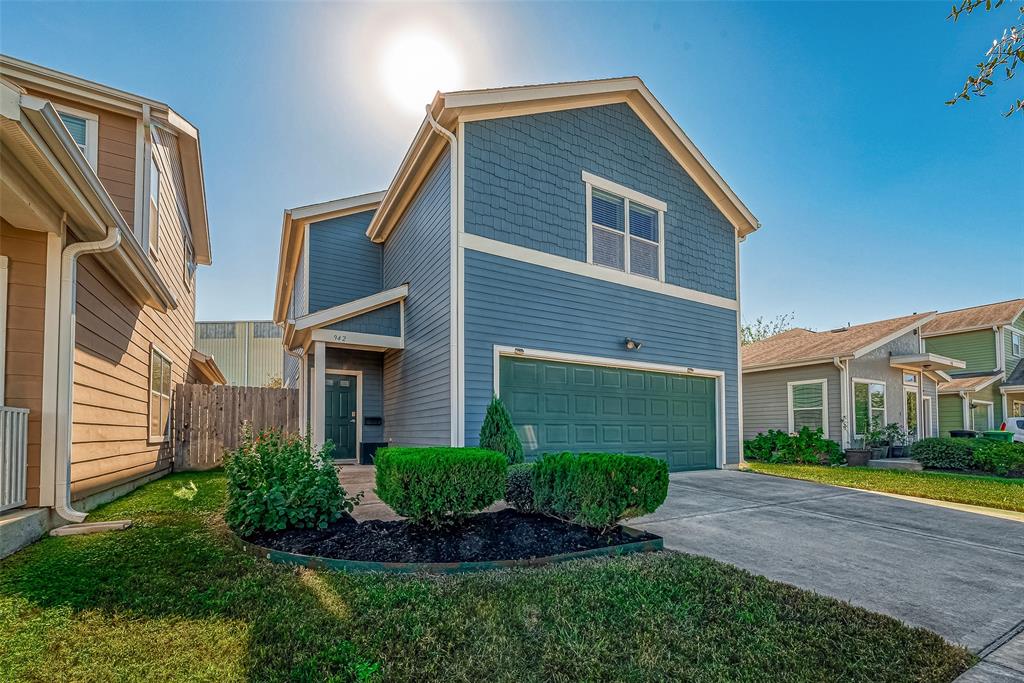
[499, 356, 717, 471]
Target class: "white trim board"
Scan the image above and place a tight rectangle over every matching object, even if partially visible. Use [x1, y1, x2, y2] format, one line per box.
[311, 329, 404, 350]
[582, 171, 668, 212]
[0, 256, 7, 402]
[491, 345, 728, 468]
[292, 284, 408, 331]
[460, 232, 738, 311]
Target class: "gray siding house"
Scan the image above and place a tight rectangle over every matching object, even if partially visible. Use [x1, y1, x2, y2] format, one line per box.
[743, 313, 966, 449]
[272, 78, 760, 471]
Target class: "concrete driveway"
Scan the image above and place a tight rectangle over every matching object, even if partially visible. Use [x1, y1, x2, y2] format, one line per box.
[632, 470, 1024, 680]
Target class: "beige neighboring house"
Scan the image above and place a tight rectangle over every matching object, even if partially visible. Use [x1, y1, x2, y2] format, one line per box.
[742, 312, 966, 449]
[195, 320, 283, 386]
[0, 55, 221, 555]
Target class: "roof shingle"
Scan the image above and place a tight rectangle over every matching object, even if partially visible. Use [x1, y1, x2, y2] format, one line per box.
[921, 299, 1024, 337]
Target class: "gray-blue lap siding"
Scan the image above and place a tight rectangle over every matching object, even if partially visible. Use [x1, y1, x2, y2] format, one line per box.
[462, 249, 740, 464]
[463, 103, 736, 300]
[327, 302, 401, 337]
[307, 209, 381, 314]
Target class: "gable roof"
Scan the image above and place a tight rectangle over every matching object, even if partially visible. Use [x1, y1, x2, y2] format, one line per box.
[937, 372, 1004, 394]
[921, 299, 1024, 337]
[743, 312, 936, 371]
[1006, 358, 1024, 389]
[364, 76, 760, 244]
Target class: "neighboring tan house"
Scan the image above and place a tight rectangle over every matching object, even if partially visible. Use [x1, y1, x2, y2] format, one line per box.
[274, 77, 759, 471]
[195, 320, 283, 386]
[922, 299, 1024, 433]
[742, 313, 965, 449]
[0, 56, 220, 552]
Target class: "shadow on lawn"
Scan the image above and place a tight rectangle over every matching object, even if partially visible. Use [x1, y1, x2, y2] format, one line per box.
[0, 472, 380, 682]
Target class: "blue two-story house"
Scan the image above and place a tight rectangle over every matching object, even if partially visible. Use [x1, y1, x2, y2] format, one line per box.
[272, 78, 760, 471]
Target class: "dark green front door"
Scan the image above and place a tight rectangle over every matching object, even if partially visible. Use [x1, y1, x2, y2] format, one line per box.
[325, 374, 357, 460]
[499, 356, 717, 472]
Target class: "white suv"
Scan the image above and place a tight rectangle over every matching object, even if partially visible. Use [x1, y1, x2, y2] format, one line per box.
[1001, 417, 1024, 443]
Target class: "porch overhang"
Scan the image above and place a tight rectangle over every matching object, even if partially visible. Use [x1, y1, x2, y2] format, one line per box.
[890, 353, 966, 373]
[284, 284, 407, 352]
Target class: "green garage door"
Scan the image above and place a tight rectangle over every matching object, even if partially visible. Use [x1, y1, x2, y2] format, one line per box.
[499, 356, 717, 472]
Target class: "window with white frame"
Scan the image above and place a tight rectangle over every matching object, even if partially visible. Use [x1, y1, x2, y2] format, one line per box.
[149, 346, 172, 441]
[1013, 331, 1021, 357]
[149, 156, 161, 256]
[56, 107, 98, 169]
[853, 380, 886, 436]
[788, 379, 828, 436]
[584, 172, 665, 280]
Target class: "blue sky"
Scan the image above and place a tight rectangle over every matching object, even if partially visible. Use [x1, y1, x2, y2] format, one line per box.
[2, 1, 1020, 330]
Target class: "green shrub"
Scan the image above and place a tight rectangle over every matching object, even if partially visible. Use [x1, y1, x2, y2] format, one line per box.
[374, 447, 507, 527]
[910, 437, 975, 470]
[973, 440, 1024, 476]
[533, 452, 669, 530]
[479, 395, 524, 464]
[505, 462, 536, 512]
[225, 429, 356, 537]
[743, 427, 843, 465]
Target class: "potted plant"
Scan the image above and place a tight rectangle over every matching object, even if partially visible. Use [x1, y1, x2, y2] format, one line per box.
[845, 436, 872, 467]
[865, 423, 889, 460]
[884, 423, 909, 458]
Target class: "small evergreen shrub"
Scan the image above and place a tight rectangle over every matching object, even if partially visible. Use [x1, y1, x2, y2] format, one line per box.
[533, 452, 669, 530]
[505, 462, 536, 512]
[910, 437, 975, 470]
[374, 447, 507, 527]
[479, 395, 524, 464]
[225, 429, 355, 537]
[743, 427, 843, 465]
[972, 441, 1024, 476]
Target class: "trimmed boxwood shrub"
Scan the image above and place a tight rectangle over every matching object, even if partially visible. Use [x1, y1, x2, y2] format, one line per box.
[505, 462, 535, 512]
[479, 395, 524, 464]
[225, 430, 356, 537]
[533, 452, 669, 530]
[744, 427, 844, 465]
[910, 437, 976, 470]
[374, 447, 507, 527]
[973, 441, 1024, 476]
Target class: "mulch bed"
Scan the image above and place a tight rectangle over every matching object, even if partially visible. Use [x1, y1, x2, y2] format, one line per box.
[244, 509, 659, 563]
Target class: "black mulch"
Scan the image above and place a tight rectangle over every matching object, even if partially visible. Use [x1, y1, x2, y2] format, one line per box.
[244, 509, 659, 563]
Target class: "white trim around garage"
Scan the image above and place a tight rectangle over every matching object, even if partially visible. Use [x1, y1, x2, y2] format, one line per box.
[491, 345, 728, 468]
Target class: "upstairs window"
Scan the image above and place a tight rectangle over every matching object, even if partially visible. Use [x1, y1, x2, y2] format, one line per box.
[56, 107, 98, 169]
[788, 379, 828, 437]
[1013, 331, 1021, 357]
[149, 157, 161, 256]
[584, 172, 666, 281]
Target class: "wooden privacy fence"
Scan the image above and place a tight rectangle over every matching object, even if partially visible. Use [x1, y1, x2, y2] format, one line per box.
[173, 384, 299, 471]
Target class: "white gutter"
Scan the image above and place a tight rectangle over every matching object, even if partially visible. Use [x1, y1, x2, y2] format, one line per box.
[424, 104, 461, 447]
[54, 223, 121, 522]
[960, 391, 970, 430]
[833, 357, 850, 449]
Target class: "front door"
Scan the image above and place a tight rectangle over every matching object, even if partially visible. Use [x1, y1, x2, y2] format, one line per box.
[324, 374, 357, 460]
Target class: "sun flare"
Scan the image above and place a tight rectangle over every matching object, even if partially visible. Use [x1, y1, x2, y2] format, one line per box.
[379, 28, 463, 115]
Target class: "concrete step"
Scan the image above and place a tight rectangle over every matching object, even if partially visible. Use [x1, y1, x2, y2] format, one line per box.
[868, 458, 923, 472]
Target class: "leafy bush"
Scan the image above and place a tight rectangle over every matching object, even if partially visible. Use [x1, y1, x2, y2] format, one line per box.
[374, 447, 507, 527]
[533, 452, 669, 530]
[479, 395, 524, 464]
[972, 440, 1024, 476]
[744, 427, 844, 465]
[910, 437, 976, 470]
[505, 462, 535, 512]
[225, 429, 356, 536]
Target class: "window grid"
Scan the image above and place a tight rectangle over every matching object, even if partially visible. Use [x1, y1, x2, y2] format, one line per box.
[788, 379, 828, 437]
[586, 181, 664, 281]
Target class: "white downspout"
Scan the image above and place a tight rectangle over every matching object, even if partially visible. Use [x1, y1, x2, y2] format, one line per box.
[425, 104, 461, 446]
[833, 357, 850, 449]
[54, 224, 121, 522]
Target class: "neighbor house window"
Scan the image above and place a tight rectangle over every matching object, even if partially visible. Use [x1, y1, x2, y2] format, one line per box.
[788, 379, 828, 437]
[149, 346, 172, 441]
[149, 157, 161, 256]
[584, 172, 665, 280]
[1013, 401, 1024, 417]
[854, 380, 886, 436]
[56, 107, 98, 169]
[1013, 331, 1021, 357]
[184, 239, 196, 290]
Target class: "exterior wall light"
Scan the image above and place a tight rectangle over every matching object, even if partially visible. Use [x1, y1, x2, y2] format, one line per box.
[624, 337, 643, 351]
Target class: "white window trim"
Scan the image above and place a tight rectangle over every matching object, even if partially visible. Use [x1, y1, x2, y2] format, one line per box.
[54, 104, 98, 170]
[148, 155, 161, 259]
[1012, 330, 1022, 357]
[922, 395, 934, 437]
[183, 238, 196, 291]
[852, 378, 887, 438]
[787, 379, 829, 438]
[903, 385, 920, 440]
[583, 171, 666, 282]
[971, 399, 995, 430]
[148, 345, 172, 443]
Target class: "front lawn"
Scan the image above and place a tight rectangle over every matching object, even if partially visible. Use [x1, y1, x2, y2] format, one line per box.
[746, 462, 1024, 512]
[0, 471, 972, 682]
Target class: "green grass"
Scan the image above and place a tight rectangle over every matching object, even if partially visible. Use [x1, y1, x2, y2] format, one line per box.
[746, 462, 1024, 512]
[0, 471, 973, 682]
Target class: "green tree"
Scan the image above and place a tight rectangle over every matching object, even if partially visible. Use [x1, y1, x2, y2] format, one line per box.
[946, 0, 1024, 117]
[741, 312, 796, 345]
[479, 395, 524, 464]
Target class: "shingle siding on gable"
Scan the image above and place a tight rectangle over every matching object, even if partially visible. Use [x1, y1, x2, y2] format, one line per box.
[381, 153, 452, 445]
[308, 210, 381, 314]
[327, 302, 401, 337]
[463, 103, 736, 299]
[462, 249, 741, 464]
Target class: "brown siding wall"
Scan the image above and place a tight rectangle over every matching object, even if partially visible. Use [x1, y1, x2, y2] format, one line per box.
[70, 129, 197, 502]
[1, 220, 47, 506]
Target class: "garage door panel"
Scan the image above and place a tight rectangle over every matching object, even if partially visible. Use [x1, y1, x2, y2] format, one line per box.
[499, 356, 717, 471]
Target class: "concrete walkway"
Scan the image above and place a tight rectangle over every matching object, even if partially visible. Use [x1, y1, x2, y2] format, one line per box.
[631, 470, 1024, 680]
